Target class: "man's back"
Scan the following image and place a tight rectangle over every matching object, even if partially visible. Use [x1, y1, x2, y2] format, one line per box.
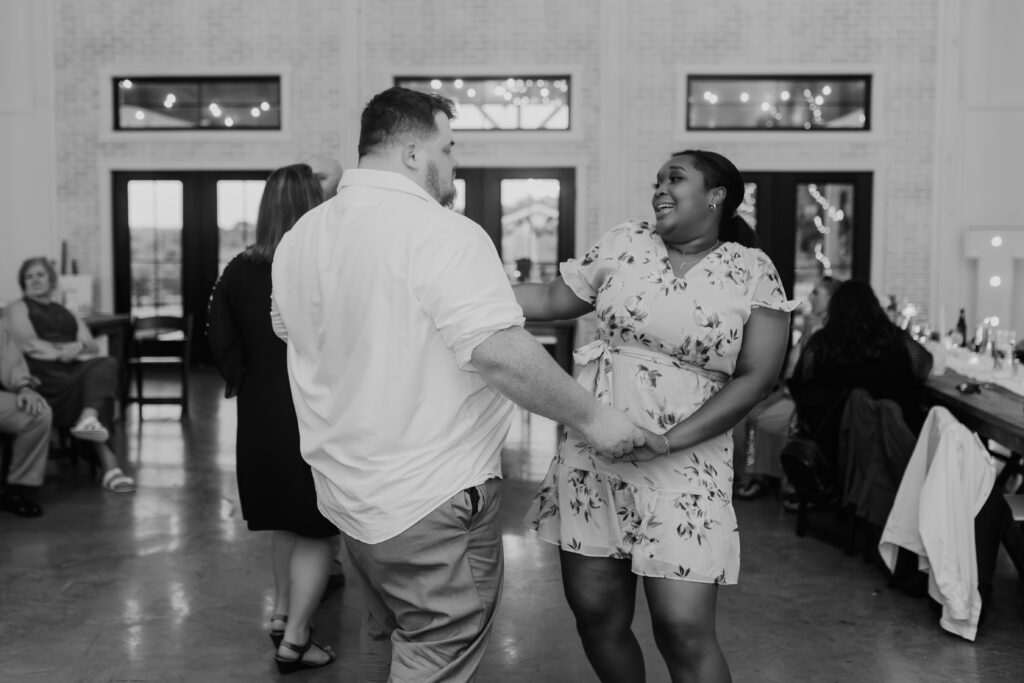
[272, 169, 524, 543]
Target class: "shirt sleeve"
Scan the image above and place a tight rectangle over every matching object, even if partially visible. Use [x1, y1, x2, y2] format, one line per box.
[412, 224, 525, 370]
[750, 250, 800, 312]
[559, 222, 631, 305]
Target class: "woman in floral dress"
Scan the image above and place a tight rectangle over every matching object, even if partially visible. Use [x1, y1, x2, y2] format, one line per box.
[516, 150, 797, 683]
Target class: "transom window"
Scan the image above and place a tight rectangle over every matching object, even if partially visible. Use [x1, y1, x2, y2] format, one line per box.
[687, 75, 870, 131]
[394, 76, 571, 130]
[114, 76, 281, 130]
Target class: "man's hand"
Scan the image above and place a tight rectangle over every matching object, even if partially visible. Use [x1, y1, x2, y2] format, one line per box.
[16, 387, 46, 416]
[579, 404, 646, 459]
[611, 426, 672, 464]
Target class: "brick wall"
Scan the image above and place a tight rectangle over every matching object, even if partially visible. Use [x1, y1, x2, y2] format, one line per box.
[47, 0, 939, 311]
[51, 0, 346, 307]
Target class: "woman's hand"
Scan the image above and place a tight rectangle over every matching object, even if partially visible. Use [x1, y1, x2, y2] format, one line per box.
[56, 342, 83, 363]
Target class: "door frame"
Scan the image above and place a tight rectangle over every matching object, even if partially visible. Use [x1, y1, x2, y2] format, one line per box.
[743, 171, 873, 297]
[457, 166, 577, 371]
[111, 169, 271, 364]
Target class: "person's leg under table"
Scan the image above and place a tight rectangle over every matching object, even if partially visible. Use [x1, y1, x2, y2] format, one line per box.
[343, 478, 504, 683]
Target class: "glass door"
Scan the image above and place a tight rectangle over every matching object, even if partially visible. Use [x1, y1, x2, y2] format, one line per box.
[740, 172, 872, 302]
[456, 168, 576, 372]
[113, 170, 271, 365]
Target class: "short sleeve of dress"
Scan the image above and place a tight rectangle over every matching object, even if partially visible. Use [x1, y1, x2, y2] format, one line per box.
[560, 222, 634, 305]
[750, 250, 801, 312]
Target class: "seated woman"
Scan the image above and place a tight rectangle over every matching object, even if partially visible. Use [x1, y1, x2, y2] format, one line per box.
[2, 257, 135, 493]
[787, 280, 931, 481]
[734, 276, 841, 499]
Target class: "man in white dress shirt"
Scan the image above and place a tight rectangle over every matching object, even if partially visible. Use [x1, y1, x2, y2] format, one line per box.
[272, 86, 645, 682]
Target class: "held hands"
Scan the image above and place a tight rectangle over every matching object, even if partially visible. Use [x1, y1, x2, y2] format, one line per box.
[579, 404, 647, 460]
[615, 426, 671, 463]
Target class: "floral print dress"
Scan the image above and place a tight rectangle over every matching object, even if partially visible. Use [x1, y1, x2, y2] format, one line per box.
[523, 220, 798, 583]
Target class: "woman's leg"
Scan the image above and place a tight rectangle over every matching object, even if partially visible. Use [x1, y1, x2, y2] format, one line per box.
[92, 441, 119, 473]
[643, 577, 731, 683]
[272, 531, 297, 618]
[560, 550, 645, 683]
[279, 534, 333, 663]
[79, 358, 119, 419]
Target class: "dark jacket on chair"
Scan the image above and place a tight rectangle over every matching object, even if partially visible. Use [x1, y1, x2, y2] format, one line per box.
[838, 388, 916, 528]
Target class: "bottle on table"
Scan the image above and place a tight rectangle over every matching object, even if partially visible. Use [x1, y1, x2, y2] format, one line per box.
[955, 308, 968, 348]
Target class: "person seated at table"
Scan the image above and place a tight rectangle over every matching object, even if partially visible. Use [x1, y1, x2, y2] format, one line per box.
[2, 257, 135, 493]
[734, 276, 841, 500]
[0, 323, 52, 517]
[787, 280, 931, 479]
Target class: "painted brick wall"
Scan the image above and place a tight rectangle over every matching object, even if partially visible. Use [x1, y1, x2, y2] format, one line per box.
[52, 0, 346, 306]
[49, 0, 938, 311]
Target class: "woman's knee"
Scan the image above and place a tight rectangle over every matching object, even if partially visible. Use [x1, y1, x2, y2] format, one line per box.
[651, 615, 718, 660]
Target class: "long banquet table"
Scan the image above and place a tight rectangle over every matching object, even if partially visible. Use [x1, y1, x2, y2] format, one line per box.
[924, 369, 1024, 455]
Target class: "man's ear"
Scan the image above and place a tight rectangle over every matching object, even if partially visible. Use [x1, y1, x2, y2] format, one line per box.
[401, 141, 420, 171]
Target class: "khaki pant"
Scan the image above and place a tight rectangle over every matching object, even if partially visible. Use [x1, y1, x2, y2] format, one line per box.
[343, 478, 503, 683]
[0, 391, 52, 487]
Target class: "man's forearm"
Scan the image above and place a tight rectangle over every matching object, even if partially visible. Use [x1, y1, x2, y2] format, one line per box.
[471, 326, 596, 432]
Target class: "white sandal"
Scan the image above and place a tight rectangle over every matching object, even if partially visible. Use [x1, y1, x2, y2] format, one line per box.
[101, 467, 136, 493]
[70, 415, 109, 443]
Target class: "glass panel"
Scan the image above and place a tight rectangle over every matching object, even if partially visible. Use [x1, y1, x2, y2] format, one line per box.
[394, 76, 571, 130]
[115, 77, 281, 130]
[500, 179, 560, 283]
[793, 182, 854, 305]
[217, 179, 265, 273]
[127, 180, 183, 317]
[451, 178, 466, 215]
[739, 182, 757, 231]
[688, 76, 869, 130]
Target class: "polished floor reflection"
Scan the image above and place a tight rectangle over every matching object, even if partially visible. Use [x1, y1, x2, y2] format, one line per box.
[1, 370, 1021, 682]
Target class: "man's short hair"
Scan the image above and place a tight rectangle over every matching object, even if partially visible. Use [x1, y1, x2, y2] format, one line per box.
[358, 86, 456, 159]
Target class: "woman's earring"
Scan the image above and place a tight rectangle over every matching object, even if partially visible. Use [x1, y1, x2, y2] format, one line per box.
[708, 203, 717, 212]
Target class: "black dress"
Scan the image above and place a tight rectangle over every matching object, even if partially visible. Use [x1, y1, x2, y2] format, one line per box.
[206, 254, 337, 537]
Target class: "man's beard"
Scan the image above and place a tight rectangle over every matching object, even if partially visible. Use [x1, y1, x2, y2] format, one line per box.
[427, 161, 456, 208]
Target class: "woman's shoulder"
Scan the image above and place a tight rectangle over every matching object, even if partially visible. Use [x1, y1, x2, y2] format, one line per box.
[592, 220, 656, 249]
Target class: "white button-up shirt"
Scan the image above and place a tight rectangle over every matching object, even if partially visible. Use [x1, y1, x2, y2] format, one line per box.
[271, 169, 524, 543]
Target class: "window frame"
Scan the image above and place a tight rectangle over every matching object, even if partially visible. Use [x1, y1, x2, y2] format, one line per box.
[98, 67, 292, 142]
[112, 75, 283, 132]
[393, 74, 573, 133]
[674, 65, 883, 144]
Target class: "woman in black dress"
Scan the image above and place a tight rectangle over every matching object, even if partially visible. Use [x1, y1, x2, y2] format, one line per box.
[4, 257, 135, 492]
[789, 280, 932, 469]
[207, 164, 336, 672]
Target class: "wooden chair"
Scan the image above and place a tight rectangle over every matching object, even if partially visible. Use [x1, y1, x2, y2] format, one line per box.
[127, 315, 193, 421]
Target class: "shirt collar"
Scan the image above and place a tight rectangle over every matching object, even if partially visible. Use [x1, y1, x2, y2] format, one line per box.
[337, 169, 438, 205]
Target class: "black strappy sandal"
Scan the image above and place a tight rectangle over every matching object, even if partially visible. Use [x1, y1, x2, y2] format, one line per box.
[269, 614, 287, 648]
[274, 637, 336, 674]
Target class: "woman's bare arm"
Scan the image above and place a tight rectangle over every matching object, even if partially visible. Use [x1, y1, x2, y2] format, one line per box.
[663, 308, 791, 452]
[513, 277, 594, 322]
[2, 301, 62, 360]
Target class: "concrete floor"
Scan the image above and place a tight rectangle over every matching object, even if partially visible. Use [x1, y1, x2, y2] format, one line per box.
[1, 370, 1021, 682]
